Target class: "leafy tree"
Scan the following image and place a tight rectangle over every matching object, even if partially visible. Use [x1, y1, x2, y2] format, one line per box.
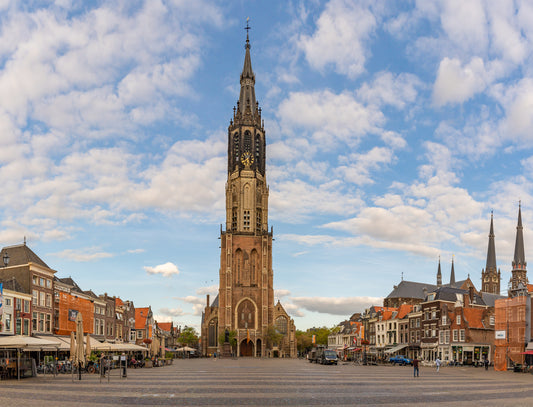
[218, 329, 237, 348]
[295, 330, 312, 353]
[266, 325, 284, 347]
[178, 326, 199, 346]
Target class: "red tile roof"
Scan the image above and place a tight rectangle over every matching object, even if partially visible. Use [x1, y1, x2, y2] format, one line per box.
[158, 322, 172, 332]
[463, 308, 485, 329]
[397, 304, 413, 319]
[135, 307, 150, 330]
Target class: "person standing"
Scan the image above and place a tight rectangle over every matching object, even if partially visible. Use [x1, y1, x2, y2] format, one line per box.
[436, 358, 441, 373]
[484, 357, 489, 370]
[413, 356, 419, 377]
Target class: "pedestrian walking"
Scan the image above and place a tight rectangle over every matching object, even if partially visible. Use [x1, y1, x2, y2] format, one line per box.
[484, 357, 489, 370]
[436, 358, 441, 373]
[413, 357, 419, 377]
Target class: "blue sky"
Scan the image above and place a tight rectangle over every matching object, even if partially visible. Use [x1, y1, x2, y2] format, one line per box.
[1, 0, 533, 331]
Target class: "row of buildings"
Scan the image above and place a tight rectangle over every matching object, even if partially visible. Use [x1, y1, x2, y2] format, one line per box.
[330, 207, 532, 369]
[0, 242, 180, 356]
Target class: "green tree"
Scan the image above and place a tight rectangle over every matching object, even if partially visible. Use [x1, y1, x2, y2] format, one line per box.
[218, 329, 237, 348]
[295, 330, 312, 353]
[266, 325, 284, 347]
[178, 326, 199, 346]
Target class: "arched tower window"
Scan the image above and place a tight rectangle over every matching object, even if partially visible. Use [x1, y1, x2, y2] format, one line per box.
[275, 316, 287, 334]
[250, 249, 258, 285]
[244, 131, 251, 153]
[233, 132, 240, 163]
[235, 249, 243, 285]
[237, 300, 255, 329]
[208, 319, 218, 347]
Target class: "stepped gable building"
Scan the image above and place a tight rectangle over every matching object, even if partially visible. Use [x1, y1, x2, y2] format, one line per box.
[481, 212, 501, 294]
[201, 28, 296, 358]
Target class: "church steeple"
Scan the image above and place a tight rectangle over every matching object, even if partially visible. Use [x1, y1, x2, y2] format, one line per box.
[509, 202, 528, 295]
[228, 23, 265, 176]
[482, 212, 500, 294]
[238, 25, 256, 117]
[437, 257, 442, 287]
[450, 257, 456, 287]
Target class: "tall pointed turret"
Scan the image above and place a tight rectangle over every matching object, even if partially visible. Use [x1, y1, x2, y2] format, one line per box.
[509, 203, 528, 295]
[450, 257, 456, 287]
[482, 212, 500, 294]
[238, 31, 256, 117]
[437, 257, 442, 287]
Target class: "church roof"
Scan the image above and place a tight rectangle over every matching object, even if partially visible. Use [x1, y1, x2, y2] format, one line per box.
[385, 280, 437, 300]
[1, 243, 50, 269]
[480, 292, 505, 307]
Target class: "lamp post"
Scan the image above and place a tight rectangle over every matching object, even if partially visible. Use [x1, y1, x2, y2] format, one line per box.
[2, 252, 9, 267]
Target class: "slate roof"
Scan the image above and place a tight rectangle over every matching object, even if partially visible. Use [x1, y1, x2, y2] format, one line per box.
[54, 276, 84, 294]
[431, 286, 486, 306]
[211, 294, 219, 307]
[1, 244, 50, 269]
[480, 292, 505, 307]
[385, 280, 438, 300]
[0, 277, 29, 294]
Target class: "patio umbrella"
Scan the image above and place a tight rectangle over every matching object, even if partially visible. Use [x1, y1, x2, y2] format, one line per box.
[70, 332, 75, 361]
[75, 313, 85, 368]
[85, 334, 92, 359]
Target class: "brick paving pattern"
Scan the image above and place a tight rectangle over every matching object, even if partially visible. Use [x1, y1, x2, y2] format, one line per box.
[1, 359, 533, 406]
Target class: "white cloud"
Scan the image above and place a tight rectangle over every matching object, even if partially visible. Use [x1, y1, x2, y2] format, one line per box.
[299, 0, 377, 78]
[50, 247, 114, 262]
[433, 57, 488, 106]
[158, 307, 185, 317]
[337, 147, 396, 186]
[291, 296, 383, 315]
[278, 90, 384, 148]
[274, 289, 291, 299]
[196, 285, 218, 296]
[357, 71, 422, 109]
[281, 303, 305, 318]
[144, 262, 180, 278]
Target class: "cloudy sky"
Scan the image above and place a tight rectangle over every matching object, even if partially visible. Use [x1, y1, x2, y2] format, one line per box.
[1, 0, 533, 331]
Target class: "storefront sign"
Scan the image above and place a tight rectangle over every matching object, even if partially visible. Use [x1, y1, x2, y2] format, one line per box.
[495, 330, 506, 339]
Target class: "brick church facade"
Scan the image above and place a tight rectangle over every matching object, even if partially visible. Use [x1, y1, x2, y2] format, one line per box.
[201, 29, 296, 358]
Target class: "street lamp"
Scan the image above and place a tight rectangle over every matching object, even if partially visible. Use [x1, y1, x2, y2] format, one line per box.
[2, 252, 9, 267]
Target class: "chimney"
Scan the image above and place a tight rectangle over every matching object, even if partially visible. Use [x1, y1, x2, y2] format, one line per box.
[469, 286, 475, 305]
[207, 294, 210, 307]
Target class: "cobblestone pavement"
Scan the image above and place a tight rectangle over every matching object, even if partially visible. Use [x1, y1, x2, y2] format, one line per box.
[1, 359, 533, 406]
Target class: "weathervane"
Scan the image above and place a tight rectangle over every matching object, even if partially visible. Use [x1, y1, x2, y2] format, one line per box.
[245, 17, 251, 34]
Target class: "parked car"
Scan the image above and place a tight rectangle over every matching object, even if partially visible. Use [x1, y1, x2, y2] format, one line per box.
[319, 349, 338, 365]
[389, 355, 413, 365]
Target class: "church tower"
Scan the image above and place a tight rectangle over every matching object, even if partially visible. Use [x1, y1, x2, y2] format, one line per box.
[509, 203, 528, 296]
[200, 26, 296, 358]
[481, 212, 500, 294]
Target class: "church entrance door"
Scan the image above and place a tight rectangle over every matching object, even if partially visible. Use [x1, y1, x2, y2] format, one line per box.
[240, 340, 254, 357]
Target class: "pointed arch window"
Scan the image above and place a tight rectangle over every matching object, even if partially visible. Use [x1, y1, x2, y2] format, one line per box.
[233, 133, 240, 162]
[244, 131, 251, 153]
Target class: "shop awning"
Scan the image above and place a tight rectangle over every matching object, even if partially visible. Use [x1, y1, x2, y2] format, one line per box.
[385, 344, 408, 354]
[520, 350, 533, 355]
[0, 335, 61, 350]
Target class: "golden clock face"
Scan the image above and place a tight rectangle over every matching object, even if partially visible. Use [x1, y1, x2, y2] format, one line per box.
[241, 151, 253, 166]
